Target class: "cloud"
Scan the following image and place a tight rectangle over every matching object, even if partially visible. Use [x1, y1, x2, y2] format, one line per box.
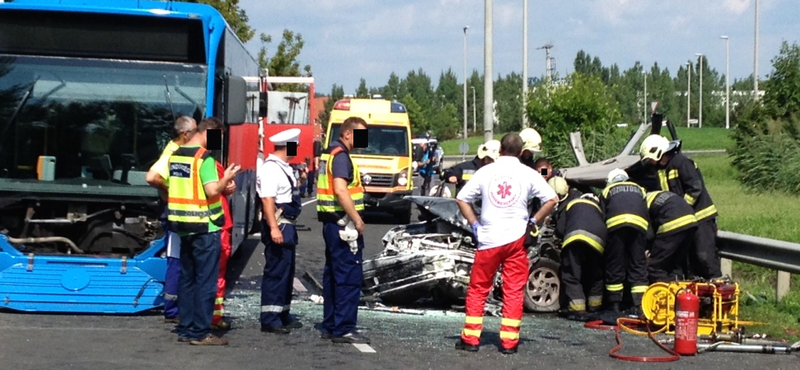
[724, 0, 752, 14]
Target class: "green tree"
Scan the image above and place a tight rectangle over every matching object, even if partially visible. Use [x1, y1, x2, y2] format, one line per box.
[356, 78, 369, 98]
[401, 93, 428, 135]
[381, 72, 401, 100]
[429, 103, 460, 140]
[257, 30, 312, 91]
[186, 0, 255, 42]
[319, 84, 344, 132]
[762, 41, 800, 120]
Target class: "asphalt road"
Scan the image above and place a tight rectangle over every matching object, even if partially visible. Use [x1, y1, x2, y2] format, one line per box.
[1, 176, 799, 370]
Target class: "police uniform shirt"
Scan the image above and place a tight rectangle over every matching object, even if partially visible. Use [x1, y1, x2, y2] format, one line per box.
[257, 153, 296, 203]
[457, 156, 557, 250]
[329, 140, 355, 184]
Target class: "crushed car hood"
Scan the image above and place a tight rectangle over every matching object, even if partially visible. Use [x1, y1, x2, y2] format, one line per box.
[403, 196, 474, 233]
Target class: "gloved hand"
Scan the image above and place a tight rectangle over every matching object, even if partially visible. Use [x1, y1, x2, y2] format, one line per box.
[470, 221, 481, 237]
[528, 220, 540, 237]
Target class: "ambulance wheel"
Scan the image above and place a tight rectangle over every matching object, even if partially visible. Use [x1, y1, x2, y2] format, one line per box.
[524, 258, 561, 312]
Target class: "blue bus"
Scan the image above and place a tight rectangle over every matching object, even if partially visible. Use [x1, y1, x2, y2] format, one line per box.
[0, 0, 263, 313]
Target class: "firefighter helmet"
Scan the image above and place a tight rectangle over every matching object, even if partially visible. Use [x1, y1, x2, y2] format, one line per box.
[547, 176, 569, 201]
[477, 140, 501, 161]
[519, 128, 542, 153]
[607, 168, 629, 185]
[639, 134, 671, 162]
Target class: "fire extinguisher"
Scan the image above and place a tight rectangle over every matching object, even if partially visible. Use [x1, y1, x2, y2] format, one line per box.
[674, 289, 700, 356]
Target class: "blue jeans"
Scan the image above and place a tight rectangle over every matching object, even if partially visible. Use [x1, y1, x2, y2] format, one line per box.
[175, 232, 220, 340]
[321, 222, 364, 337]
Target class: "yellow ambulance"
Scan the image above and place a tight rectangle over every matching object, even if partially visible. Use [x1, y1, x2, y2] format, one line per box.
[324, 96, 414, 223]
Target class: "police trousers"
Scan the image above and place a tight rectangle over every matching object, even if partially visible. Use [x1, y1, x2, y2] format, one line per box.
[560, 242, 604, 313]
[260, 223, 297, 328]
[321, 222, 364, 337]
[176, 232, 220, 340]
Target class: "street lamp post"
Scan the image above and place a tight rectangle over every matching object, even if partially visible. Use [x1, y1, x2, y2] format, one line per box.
[463, 26, 469, 139]
[721, 36, 730, 129]
[696, 53, 703, 128]
[687, 61, 691, 127]
[522, 0, 528, 128]
[471, 86, 476, 132]
[642, 71, 647, 125]
[483, 0, 494, 143]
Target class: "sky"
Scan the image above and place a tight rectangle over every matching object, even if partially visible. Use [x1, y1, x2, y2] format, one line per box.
[238, 0, 800, 95]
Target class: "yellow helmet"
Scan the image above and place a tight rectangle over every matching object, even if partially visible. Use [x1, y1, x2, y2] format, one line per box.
[639, 134, 671, 162]
[547, 176, 569, 201]
[477, 140, 501, 161]
[519, 127, 542, 153]
[606, 168, 629, 185]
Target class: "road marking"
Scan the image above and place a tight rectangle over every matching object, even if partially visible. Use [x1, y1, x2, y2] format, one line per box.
[353, 343, 376, 353]
[302, 199, 317, 207]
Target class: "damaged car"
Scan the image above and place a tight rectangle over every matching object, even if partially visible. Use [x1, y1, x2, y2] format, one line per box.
[361, 196, 562, 313]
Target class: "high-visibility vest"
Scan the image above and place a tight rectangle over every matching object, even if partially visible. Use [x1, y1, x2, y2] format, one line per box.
[316, 145, 365, 217]
[167, 146, 224, 235]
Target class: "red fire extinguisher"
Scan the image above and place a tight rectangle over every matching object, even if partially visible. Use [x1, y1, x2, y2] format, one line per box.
[674, 289, 699, 355]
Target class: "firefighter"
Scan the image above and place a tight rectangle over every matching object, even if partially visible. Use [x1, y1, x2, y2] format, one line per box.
[645, 190, 698, 284]
[257, 128, 305, 334]
[549, 177, 607, 316]
[455, 133, 557, 354]
[316, 117, 370, 344]
[199, 118, 237, 331]
[442, 140, 500, 196]
[599, 169, 649, 313]
[145, 116, 197, 324]
[518, 127, 542, 169]
[639, 134, 722, 279]
[167, 116, 239, 345]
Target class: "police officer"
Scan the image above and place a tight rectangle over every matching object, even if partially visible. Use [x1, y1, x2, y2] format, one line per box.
[316, 117, 370, 344]
[645, 190, 698, 284]
[639, 134, 722, 279]
[550, 177, 607, 316]
[455, 134, 557, 354]
[417, 140, 435, 195]
[442, 140, 500, 196]
[167, 116, 239, 345]
[145, 116, 197, 324]
[257, 128, 305, 334]
[599, 169, 649, 314]
[518, 127, 542, 169]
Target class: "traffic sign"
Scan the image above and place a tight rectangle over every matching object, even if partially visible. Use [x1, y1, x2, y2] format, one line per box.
[458, 142, 469, 155]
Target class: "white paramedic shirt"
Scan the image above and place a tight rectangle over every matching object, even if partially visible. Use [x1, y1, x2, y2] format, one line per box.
[256, 154, 296, 203]
[456, 155, 557, 250]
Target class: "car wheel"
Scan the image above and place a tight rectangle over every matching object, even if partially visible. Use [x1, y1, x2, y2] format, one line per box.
[523, 257, 561, 312]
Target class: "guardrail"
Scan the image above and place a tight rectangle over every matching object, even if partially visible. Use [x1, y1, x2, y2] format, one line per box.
[440, 150, 727, 169]
[717, 230, 800, 302]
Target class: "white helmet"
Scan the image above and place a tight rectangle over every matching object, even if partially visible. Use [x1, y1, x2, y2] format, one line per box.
[639, 134, 671, 162]
[519, 128, 542, 153]
[606, 168, 629, 185]
[477, 140, 501, 161]
[547, 176, 569, 201]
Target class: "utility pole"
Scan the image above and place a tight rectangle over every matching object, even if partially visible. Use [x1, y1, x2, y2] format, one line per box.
[484, 0, 494, 143]
[687, 61, 691, 127]
[754, 0, 759, 101]
[522, 0, 528, 128]
[471, 86, 476, 133]
[696, 53, 703, 128]
[643, 71, 647, 126]
[537, 43, 553, 101]
[722, 36, 730, 129]
[463, 26, 469, 139]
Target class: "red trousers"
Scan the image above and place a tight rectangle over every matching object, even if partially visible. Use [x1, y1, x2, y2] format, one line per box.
[212, 227, 231, 325]
[461, 235, 528, 349]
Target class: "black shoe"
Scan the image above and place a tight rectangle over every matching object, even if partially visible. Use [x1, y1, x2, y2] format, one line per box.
[261, 325, 291, 334]
[455, 339, 479, 352]
[284, 320, 303, 329]
[320, 332, 333, 340]
[608, 302, 621, 312]
[500, 345, 518, 355]
[332, 332, 370, 344]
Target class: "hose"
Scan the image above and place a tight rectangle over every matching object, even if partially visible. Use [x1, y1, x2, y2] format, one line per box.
[7, 236, 85, 254]
[608, 317, 681, 362]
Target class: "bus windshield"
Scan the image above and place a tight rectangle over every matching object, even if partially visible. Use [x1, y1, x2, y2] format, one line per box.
[0, 55, 206, 183]
[329, 124, 409, 156]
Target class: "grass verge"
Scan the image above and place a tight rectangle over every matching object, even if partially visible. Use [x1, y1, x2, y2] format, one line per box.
[692, 153, 800, 342]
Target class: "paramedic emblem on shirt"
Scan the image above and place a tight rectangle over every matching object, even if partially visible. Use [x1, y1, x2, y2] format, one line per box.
[488, 176, 519, 207]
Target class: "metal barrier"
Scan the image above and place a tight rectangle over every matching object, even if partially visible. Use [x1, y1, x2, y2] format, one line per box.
[717, 230, 800, 302]
[440, 150, 727, 169]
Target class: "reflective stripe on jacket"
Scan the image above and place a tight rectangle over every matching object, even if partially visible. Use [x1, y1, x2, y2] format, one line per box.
[167, 146, 224, 235]
[658, 153, 717, 222]
[645, 190, 697, 236]
[600, 181, 649, 233]
[316, 145, 365, 220]
[557, 197, 607, 254]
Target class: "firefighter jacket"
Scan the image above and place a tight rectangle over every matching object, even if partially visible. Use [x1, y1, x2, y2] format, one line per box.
[645, 190, 698, 237]
[555, 193, 607, 254]
[316, 144, 365, 223]
[659, 153, 718, 223]
[600, 181, 649, 234]
[443, 157, 480, 195]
